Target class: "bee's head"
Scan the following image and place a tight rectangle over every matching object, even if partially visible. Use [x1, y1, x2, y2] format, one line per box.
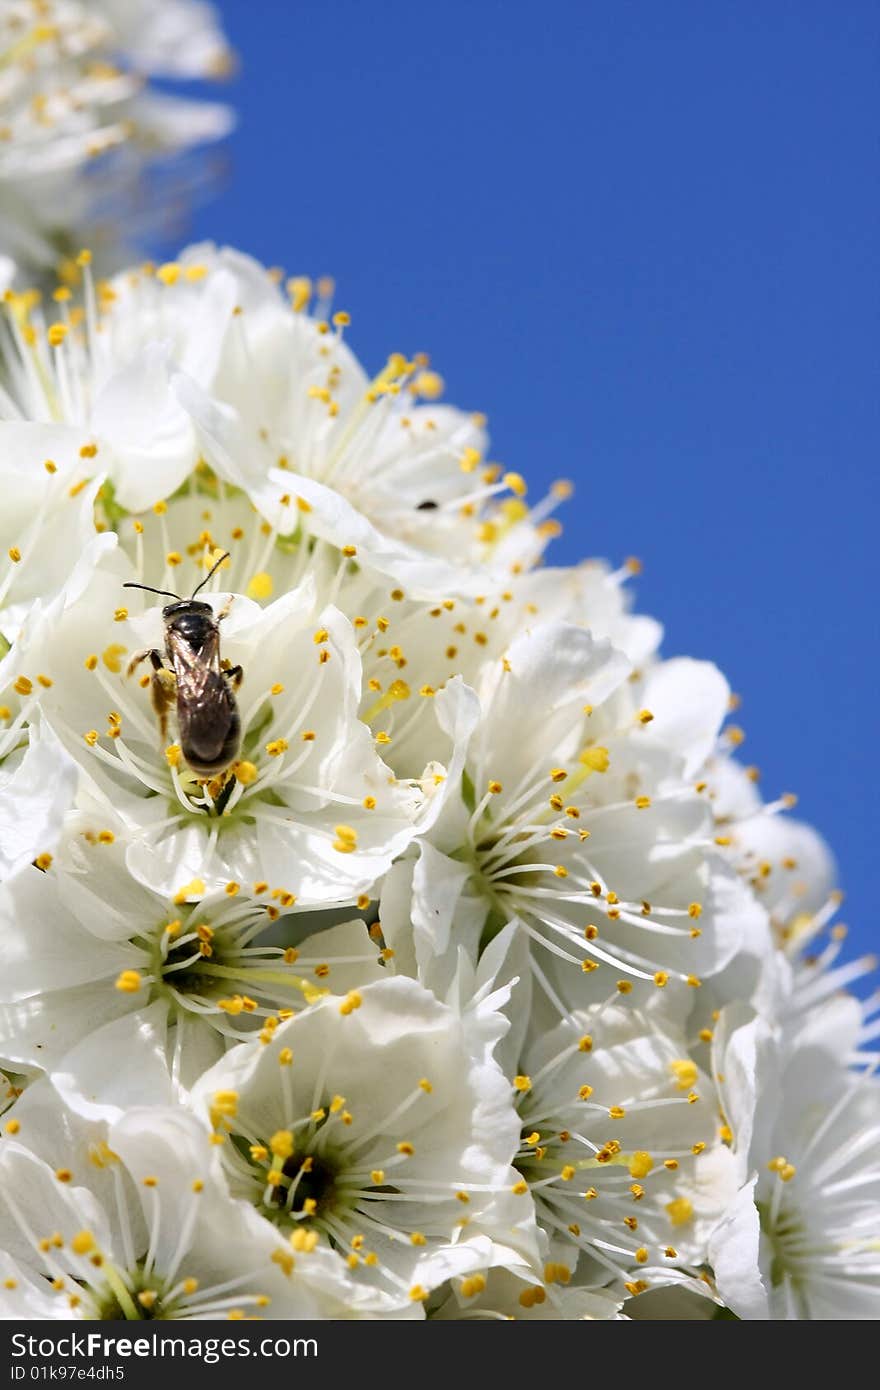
[162, 599, 214, 620]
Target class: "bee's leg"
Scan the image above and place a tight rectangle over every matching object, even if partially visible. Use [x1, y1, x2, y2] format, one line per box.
[127, 648, 165, 678]
[150, 667, 177, 746]
[216, 596, 235, 623]
[223, 663, 244, 690]
[213, 772, 237, 816]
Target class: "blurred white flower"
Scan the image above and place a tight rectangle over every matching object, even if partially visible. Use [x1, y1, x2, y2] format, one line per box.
[0, 1, 233, 274]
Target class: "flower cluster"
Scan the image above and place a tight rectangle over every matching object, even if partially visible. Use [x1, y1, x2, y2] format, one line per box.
[0, 244, 876, 1322]
[0, 0, 233, 282]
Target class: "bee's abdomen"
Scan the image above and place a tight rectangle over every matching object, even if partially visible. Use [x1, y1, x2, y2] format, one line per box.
[178, 681, 241, 776]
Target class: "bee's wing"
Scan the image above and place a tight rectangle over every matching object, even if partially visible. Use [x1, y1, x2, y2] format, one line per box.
[167, 627, 221, 701]
[178, 670, 237, 764]
[169, 630, 238, 766]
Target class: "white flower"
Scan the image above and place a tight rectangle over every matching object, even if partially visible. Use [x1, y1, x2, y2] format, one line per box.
[693, 754, 877, 1062]
[709, 1005, 880, 1319]
[2, 243, 567, 590]
[0, 2, 232, 275]
[189, 977, 536, 1311]
[504, 557, 663, 669]
[429, 1264, 626, 1320]
[382, 623, 757, 1026]
[0, 250, 250, 513]
[90, 1, 231, 80]
[508, 995, 731, 1303]
[0, 603, 86, 881]
[0, 721, 78, 882]
[0, 425, 114, 637]
[0, 823, 392, 1086]
[21, 551, 430, 901]
[0, 1078, 364, 1320]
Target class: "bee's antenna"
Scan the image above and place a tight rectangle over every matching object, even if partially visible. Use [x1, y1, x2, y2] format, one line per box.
[122, 582, 181, 601]
[191, 552, 231, 599]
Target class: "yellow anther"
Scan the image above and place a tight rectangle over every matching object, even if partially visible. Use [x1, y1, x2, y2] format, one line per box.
[628, 1151, 653, 1179]
[669, 1059, 698, 1090]
[269, 1130, 294, 1160]
[460, 446, 482, 473]
[332, 823, 359, 854]
[173, 879, 206, 904]
[288, 277, 311, 311]
[266, 739, 289, 757]
[210, 1090, 239, 1120]
[580, 746, 610, 773]
[115, 970, 143, 994]
[654, 971, 669, 987]
[47, 323, 68, 347]
[503, 471, 527, 497]
[635, 795, 652, 810]
[156, 263, 181, 286]
[459, 1273, 486, 1298]
[339, 991, 362, 1016]
[519, 1286, 547, 1308]
[609, 1105, 626, 1119]
[234, 761, 258, 785]
[246, 571, 273, 600]
[101, 644, 126, 674]
[513, 1075, 532, 1093]
[665, 1197, 693, 1227]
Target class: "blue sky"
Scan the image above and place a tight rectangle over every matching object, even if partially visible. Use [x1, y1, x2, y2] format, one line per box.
[178, 0, 877, 961]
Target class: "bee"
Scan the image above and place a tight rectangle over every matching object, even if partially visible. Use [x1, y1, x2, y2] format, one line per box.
[123, 553, 243, 779]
